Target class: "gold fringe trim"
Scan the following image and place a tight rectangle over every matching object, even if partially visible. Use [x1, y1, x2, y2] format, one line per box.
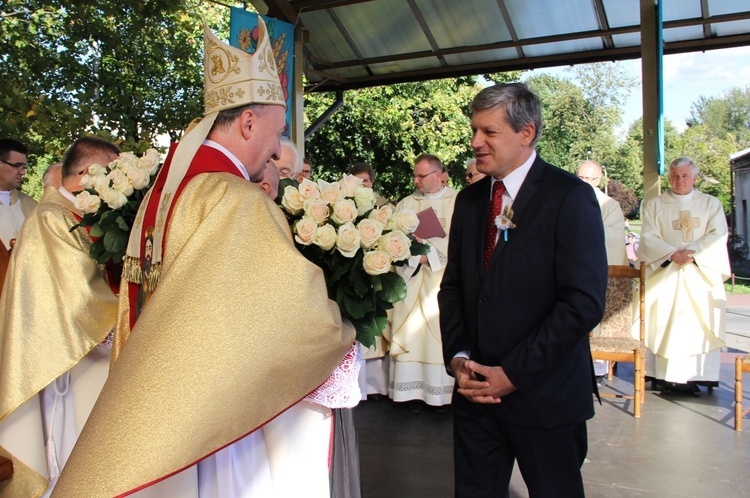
[144, 263, 161, 292]
[122, 258, 162, 292]
[123, 256, 142, 284]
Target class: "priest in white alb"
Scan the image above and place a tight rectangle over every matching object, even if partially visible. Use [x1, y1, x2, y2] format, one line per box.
[389, 153, 457, 409]
[638, 157, 729, 396]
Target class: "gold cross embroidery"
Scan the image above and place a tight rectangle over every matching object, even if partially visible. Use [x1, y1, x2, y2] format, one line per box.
[672, 210, 700, 242]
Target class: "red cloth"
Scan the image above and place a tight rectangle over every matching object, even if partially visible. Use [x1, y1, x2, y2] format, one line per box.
[483, 181, 505, 270]
[127, 144, 244, 328]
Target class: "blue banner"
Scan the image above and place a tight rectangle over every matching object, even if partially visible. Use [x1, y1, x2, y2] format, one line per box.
[230, 8, 295, 134]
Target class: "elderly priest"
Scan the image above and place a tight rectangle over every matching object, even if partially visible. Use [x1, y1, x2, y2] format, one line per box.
[638, 157, 729, 396]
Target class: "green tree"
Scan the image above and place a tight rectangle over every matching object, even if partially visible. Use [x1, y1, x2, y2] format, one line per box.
[687, 85, 750, 146]
[1, 0, 225, 199]
[523, 63, 637, 186]
[304, 78, 477, 201]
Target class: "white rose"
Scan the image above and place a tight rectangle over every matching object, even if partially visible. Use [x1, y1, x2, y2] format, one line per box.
[353, 186, 376, 215]
[107, 169, 134, 196]
[358, 218, 384, 249]
[319, 181, 342, 205]
[294, 217, 318, 246]
[339, 174, 363, 197]
[331, 199, 358, 225]
[336, 223, 361, 258]
[138, 149, 161, 175]
[378, 230, 412, 261]
[127, 165, 151, 190]
[298, 178, 321, 200]
[79, 173, 95, 190]
[111, 153, 137, 175]
[369, 204, 394, 225]
[313, 224, 337, 251]
[390, 209, 420, 234]
[303, 198, 330, 225]
[74, 190, 102, 214]
[362, 250, 392, 276]
[281, 185, 304, 215]
[88, 162, 108, 177]
[92, 176, 110, 196]
[99, 188, 128, 210]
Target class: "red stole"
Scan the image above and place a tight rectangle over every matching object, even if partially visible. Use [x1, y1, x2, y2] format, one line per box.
[127, 144, 245, 328]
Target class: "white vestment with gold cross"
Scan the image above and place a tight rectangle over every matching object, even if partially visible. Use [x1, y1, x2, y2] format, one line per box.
[638, 189, 730, 383]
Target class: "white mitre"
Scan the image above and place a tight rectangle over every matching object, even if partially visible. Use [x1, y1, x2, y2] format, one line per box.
[124, 16, 285, 285]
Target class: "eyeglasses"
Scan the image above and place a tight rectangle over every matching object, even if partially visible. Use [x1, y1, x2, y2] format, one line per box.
[413, 170, 439, 180]
[299, 169, 312, 176]
[465, 172, 478, 179]
[0, 159, 27, 169]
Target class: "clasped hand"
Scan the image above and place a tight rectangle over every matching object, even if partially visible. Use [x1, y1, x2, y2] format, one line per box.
[451, 357, 517, 404]
[671, 249, 695, 266]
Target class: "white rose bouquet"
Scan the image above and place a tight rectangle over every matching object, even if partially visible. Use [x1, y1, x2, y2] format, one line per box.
[72, 149, 162, 266]
[280, 174, 429, 347]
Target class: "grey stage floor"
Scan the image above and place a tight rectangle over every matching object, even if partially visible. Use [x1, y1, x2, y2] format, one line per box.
[354, 358, 750, 498]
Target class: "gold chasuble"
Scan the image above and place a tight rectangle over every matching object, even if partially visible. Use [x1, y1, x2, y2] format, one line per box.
[0, 187, 117, 498]
[52, 145, 354, 497]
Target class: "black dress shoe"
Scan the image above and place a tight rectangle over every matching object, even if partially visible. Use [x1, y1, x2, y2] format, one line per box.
[682, 383, 702, 397]
[407, 400, 424, 414]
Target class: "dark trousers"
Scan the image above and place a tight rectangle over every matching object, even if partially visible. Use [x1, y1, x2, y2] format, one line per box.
[452, 392, 588, 498]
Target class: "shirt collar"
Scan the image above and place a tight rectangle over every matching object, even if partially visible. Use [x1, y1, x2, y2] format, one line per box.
[490, 150, 536, 201]
[203, 139, 250, 181]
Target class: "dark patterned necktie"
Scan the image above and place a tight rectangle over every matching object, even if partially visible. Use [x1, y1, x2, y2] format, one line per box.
[484, 181, 506, 270]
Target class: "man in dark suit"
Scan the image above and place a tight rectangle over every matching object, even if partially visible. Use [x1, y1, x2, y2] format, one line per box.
[439, 83, 607, 497]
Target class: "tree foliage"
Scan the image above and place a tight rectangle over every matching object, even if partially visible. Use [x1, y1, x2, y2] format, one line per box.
[1, 0, 225, 199]
[525, 62, 636, 181]
[303, 74, 519, 202]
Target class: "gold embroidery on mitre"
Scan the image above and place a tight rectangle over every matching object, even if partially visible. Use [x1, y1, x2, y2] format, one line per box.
[202, 17, 286, 114]
[206, 39, 240, 85]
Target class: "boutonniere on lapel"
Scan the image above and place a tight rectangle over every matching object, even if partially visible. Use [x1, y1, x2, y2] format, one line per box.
[494, 206, 516, 241]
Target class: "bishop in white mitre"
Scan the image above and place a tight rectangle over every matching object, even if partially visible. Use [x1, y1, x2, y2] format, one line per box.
[638, 157, 729, 390]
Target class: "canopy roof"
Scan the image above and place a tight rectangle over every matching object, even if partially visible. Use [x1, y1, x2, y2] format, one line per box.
[260, 0, 750, 93]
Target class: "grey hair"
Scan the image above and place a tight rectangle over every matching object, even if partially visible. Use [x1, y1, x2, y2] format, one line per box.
[464, 158, 476, 169]
[470, 83, 543, 147]
[280, 136, 302, 175]
[668, 157, 698, 176]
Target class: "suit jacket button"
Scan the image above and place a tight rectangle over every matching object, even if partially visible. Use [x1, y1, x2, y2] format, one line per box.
[478, 298, 487, 304]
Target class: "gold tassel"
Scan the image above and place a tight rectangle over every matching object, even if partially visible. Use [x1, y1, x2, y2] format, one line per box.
[123, 256, 142, 284]
[145, 263, 161, 292]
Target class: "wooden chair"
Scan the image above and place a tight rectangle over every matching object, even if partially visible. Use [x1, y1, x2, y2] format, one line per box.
[734, 354, 750, 431]
[590, 263, 646, 418]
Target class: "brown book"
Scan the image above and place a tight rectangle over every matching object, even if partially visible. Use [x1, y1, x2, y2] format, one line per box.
[414, 207, 446, 240]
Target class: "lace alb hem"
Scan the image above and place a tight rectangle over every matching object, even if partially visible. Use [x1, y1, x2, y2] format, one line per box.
[304, 342, 362, 409]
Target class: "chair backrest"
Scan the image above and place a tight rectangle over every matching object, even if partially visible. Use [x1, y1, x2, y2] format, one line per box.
[599, 263, 645, 342]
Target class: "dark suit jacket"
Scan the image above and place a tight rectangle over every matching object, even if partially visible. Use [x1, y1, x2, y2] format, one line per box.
[439, 155, 607, 429]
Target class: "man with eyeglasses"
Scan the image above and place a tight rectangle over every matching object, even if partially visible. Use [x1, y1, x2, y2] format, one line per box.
[274, 136, 302, 200]
[0, 138, 37, 253]
[465, 158, 486, 185]
[295, 157, 313, 183]
[389, 153, 457, 412]
[577, 160, 628, 267]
